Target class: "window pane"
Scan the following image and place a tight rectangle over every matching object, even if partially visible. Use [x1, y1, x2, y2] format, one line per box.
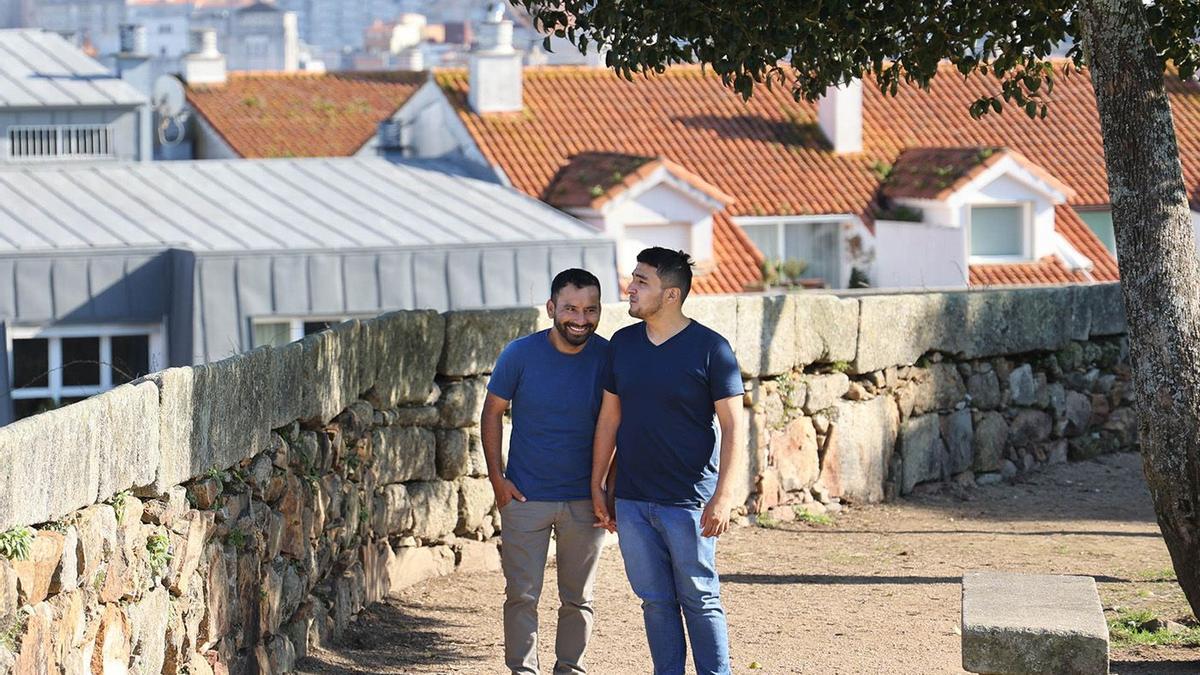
[253, 322, 292, 348]
[12, 338, 49, 388]
[111, 335, 150, 384]
[303, 320, 338, 336]
[61, 337, 100, 386]
[14, 397, 56, 421]
[1078, 210, 1116, 254]
[742, 224, 780, 259]
[970, 205, 1024, 257]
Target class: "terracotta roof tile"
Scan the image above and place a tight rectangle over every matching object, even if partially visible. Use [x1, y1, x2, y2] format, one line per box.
[435, 64, 1151, 292]
[186, 71, 426, 158]
[884, 146, 1075, 201]
[543, 151, 734, 211]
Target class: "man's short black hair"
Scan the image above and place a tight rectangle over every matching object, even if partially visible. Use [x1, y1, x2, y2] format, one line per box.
[636, 247, 694, 302]
[550, 268, 602, 301]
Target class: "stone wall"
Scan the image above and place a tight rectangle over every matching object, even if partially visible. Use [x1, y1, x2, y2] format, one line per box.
[0, 284, 1131, 673]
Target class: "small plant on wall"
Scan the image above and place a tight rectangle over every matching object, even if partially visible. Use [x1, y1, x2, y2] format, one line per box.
[759, 258, 811, 290]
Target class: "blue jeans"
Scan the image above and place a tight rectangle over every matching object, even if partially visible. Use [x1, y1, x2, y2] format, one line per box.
[616, 498, 730, 675]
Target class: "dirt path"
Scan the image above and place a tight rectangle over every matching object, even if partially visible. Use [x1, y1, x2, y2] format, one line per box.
[299, 452, 1200, 674]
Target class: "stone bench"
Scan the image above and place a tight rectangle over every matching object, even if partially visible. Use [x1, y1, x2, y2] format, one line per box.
[961, 572, 1109, 674]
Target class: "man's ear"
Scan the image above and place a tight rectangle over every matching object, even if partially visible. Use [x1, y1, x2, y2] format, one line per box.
[666, 287, 680, 305]
[546, 298, 555, 318]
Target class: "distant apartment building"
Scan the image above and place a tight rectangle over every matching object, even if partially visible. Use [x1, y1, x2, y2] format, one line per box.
[226, 1, 297, 71]
[26, 0, 125, 53]
[0, 0, 31, 29]
[0, 29, 151, 165]
[125, 1, 193, 58]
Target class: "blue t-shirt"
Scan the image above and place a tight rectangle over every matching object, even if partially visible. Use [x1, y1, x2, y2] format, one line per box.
[487, 330, 609, 501]
[604, 320, 744, 507]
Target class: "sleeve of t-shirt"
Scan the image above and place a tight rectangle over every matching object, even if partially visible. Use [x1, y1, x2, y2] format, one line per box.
[602, 343, 617, 395]
[708, 338, 745, 401]
[487, 342, 521, 401]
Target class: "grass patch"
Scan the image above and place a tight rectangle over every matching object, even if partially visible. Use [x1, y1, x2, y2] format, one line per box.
[793, 506, 834, 526]
[1134, 566, 1177, 582]
[755, 514, 782, 530]
[147, 533, 172, 576]
[1108, 608, 1200, 648]
[0, 607, 31, 651]
[0, 526, 33, 561]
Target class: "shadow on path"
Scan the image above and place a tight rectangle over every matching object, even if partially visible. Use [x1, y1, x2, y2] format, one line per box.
[1112, 658, 1200, 674]
[723, 573, 1132, 585]
[296, 601, 482, 674]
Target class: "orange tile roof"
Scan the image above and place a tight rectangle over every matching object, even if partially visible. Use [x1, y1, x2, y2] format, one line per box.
[436, 62, 1158, 292]
[884, 146, 1075, 201]
[186, 71, 426, 158]
[543, 152, 735, 211]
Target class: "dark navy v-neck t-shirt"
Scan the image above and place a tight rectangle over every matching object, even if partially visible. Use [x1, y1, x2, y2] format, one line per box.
[604, 320, 743, 507]
[487, 330, 609, 501]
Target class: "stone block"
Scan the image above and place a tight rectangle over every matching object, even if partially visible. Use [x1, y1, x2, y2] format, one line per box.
[1084, 283, 1126, 337]
[941, 409, 974, 476]
[436, 429, 471, 480]
[0, 380, 159, 530]
[456, 540, 502, 574]
[48, 525, 77, 595]
[1008, 364, 1036, 407]
[298, 320, 363, 425]
[899, 415, 946, 495]
[437, 378, 489, 428]
[955, 287, 1079, 359]
[735, 295, 797, 377]
[854, 293, 963, 373]
[93, 603, 132, 674]
[814, 396, 899, 503]
[372, 484, 413, 536]
[269, 340, 304, 430]
[803, 373, 850, 415]
[373, 427, 437, 484]
[972, 412, 1008, 474]
[439, 308, 540, 377]
[912, 364, 966, 415]
[967, 370, 1002, 410]
[391, 406, 440, 427]
[594, 301, 640, 340]
[364, 310, 445, 408]
[770, 417, 820, 492]
[1063, 391, 1093, 437]
[457, 478, 495, 535]
[685, 295, 738, 344]
[385, 545, 455, 595]
[11, 530, 63, 605]
[795, 294, 859, 365]
[961, 572, 1108, 675]
[1009, 409, 1052, 448]
[126, 585, 170, 675]
[407, 481, 458, 540]
[0, 558, 16, 616]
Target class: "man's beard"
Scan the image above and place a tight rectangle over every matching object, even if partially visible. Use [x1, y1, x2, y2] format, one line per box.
[554, 318, 595, 346]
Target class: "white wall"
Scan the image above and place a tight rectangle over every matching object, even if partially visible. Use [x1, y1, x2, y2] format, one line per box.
[874, 219, 968, 288]
[965, 173, 1055, 260]
[603, 181, 715, 272]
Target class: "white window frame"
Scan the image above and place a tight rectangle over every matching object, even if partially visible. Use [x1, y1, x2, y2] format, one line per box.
[251, 316, 354, 348]
[734, 215, 849, 286]
[967, 201, 1033, 263]
[6, 124, 117, 162]
[6, 322, 166, 404]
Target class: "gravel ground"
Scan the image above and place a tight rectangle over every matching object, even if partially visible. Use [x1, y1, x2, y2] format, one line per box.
[299, 452, 1199, 674]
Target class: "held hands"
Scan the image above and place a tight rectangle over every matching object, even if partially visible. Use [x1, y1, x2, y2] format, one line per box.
[490, 477, 526, 510]
[700, 496, 733, 538]
[592, 485, 617, 532]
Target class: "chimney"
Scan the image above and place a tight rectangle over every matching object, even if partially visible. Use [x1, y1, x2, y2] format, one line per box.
[468, 2, 522, 113]
[183, 28, 226, 86]
[396, 45, 424, 71]
[817, 79, 863, 154]
[115, 23, 152, 95]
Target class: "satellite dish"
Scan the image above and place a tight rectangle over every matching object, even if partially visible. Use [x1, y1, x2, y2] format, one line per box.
[152, 74, 186, 117]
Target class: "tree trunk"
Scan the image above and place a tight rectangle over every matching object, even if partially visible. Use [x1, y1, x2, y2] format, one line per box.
[1079, 0, 1200, 616]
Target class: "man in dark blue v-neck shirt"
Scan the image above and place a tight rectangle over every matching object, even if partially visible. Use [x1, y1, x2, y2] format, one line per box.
[592, 247, 745, 675]
[481, 269, 611, 675]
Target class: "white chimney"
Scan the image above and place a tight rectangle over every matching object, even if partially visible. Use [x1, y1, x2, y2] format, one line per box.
[468, 2, 522, 113]
[183, 28, 226, 86]
[396, 45, 424, 71]
[817, 79, 863, 154]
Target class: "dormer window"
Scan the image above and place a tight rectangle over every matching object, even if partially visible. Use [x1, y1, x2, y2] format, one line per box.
[969, 203, 1031, 260]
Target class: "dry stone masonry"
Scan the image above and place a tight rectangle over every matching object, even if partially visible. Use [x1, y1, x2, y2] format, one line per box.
[0, 284, 1132, 673]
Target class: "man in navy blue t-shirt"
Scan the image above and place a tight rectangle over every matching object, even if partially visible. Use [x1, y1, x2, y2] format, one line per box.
[481, 268, 611, 675]
[592, 247, 744, 675]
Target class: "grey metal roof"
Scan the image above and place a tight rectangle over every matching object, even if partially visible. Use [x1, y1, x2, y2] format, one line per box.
[0, 29, 147, 108]
[0, 156, 606, 252]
